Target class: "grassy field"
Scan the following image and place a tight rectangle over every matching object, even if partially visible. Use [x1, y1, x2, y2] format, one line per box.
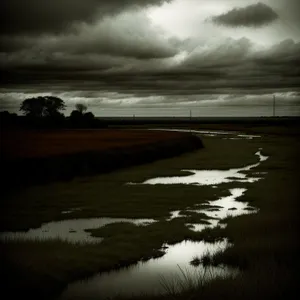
[1, 125, 299, 299]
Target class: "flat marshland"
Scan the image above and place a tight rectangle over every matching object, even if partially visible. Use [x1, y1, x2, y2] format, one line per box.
[1, 125, 299, 300]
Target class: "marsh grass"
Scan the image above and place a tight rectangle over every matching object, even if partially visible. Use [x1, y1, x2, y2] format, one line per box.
[1, 129, 299, 299]
[190, 256, 202, 267]
[158, 264, 235, 298]
[159, 265, 200, 296]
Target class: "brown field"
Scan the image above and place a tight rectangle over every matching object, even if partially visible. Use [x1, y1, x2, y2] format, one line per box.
[0, 129, 203, 189]
[1, 129, 190, 159]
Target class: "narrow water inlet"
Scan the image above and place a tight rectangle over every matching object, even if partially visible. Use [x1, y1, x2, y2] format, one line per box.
[150, 128, 240, 136]
[186, 188, 258, 232]
[60, 239, 237, 299]
[151, 129, 261, 140]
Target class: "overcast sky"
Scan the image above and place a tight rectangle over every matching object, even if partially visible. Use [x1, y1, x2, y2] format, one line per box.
[1, 0, 299, 116]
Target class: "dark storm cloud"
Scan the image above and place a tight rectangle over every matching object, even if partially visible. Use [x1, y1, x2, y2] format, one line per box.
[1, 8, 178, 60]
[182, 37, 252, 69]
[253, 39, 300, 66]
[43, 12, 178, 59]
[211, 2, 278, 28]
[1, 34, 299, 97]
[0, 0, 170, 35]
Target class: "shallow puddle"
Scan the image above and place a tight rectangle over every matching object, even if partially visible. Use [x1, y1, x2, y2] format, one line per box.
[0, 218, 156, 243]
[187, 222, 227, 232]
[186, 188, 259, 232]
[140, 150, 268, 186]
[60, 239, 236, 299]
[237, 134, 261, 139]
[168, 189, 255, 232]
[166, 210, 182, 221]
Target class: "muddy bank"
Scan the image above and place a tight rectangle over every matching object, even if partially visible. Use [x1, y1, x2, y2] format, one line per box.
[1, 130, 203, 189]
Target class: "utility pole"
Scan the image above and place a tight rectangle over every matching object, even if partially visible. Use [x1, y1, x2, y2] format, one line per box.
[273, 95, 276, 117]
[189, 110, 192, 133]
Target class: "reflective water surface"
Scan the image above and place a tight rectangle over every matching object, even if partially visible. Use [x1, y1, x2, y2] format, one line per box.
[60, 240, 236, 299]
[141, 150, 268, 186]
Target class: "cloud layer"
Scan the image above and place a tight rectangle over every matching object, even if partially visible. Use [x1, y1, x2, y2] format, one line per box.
[0, 0, 170, 35]
[211, 3, 278, 28]
[2, 36, 299, 96]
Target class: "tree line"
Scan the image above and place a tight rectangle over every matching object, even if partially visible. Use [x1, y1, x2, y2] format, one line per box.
[1, 96, 107, 129]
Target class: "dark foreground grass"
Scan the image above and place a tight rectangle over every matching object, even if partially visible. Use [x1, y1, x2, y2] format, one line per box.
[1, 129, 299, 299]
[1, 218, 217, 299]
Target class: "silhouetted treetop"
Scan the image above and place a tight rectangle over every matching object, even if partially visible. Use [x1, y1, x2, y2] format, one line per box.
[75, 103, 88, 114]
[70, 103, 95, 128]
[20, 96, 66, 117]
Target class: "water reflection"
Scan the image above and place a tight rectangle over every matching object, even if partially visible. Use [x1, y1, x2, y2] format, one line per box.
[141, 150, 268, 186]
[186, 188, 259, 232]
[151, 128, 239, 136]
[150, 128, 262, 140]
[157, 149, 268, 232]
[0, 218, 156, 243]
[192, 189, 249, 219]
[167, 210, 182, 221]
[60, 240, 236, 299]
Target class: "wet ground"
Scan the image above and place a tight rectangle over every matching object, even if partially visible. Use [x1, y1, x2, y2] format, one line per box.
[1, 129, 271, 299]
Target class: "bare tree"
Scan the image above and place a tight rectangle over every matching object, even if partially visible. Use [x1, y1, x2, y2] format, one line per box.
[75, 103, 88, 114]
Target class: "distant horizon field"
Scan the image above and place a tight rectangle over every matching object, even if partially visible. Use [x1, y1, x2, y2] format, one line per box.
[2, 104, 300, 118]
[97, 115, 300, 120]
